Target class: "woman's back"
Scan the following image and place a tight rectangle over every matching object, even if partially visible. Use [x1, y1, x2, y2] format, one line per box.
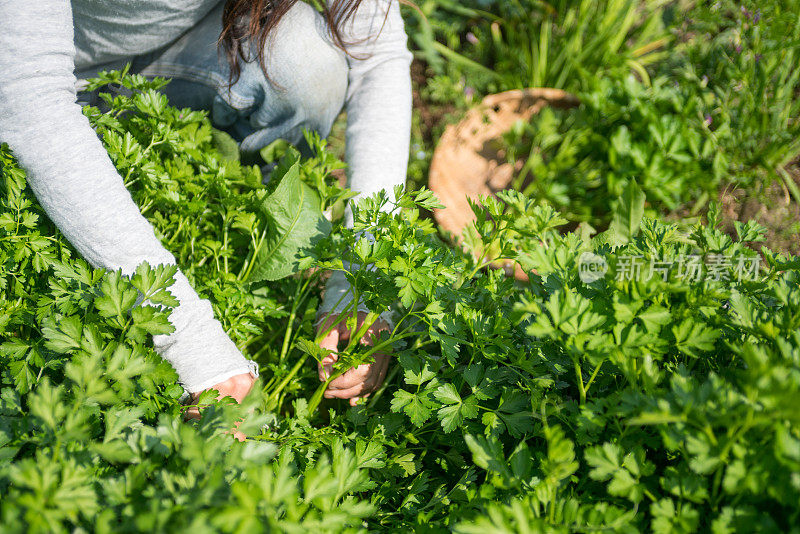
[72, 0, 220, 70]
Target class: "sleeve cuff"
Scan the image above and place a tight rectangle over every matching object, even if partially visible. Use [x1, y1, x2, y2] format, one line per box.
[152, 271, 259, 394]
[316, 270, 395, 329]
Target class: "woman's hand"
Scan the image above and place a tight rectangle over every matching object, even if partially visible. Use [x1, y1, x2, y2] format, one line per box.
[185, 372, 256, 441]
[317, 311, 391, 406]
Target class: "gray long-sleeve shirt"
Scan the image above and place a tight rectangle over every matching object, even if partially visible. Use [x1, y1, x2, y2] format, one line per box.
[0, 0, 412, 392]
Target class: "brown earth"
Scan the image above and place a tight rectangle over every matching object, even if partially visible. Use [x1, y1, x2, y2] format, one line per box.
[719, 162, 800, 257]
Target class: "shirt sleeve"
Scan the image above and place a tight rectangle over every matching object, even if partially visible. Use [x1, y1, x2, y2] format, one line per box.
[330, 0, 413, 226]
[317, 0, 411, 322]
[0, 0, 256, 393]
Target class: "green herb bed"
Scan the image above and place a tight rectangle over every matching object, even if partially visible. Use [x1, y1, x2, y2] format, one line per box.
[405, 0, 800, 253]
[1, 71, 799, 532]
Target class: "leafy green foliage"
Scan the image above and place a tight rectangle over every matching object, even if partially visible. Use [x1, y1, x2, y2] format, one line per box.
[247, 158, 331, 282]
[307, 173, 800, 529]
[670, 0, 800, 202]
[405, 0, 800, 249]
[608, 179, 645, 245]
[407, 0, 668, 94]
[0, 72, 373, 532]
[503, 75, 723, 226]
[2, 67, 800, 533]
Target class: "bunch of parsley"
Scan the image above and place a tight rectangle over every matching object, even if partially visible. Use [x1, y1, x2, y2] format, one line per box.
[1, 71, 799, 532]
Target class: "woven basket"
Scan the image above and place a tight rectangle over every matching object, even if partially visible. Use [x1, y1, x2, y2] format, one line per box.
[428, 88, 579, 279]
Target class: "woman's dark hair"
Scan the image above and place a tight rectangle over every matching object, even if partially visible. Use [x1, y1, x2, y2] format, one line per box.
[219, 0, 369, 85]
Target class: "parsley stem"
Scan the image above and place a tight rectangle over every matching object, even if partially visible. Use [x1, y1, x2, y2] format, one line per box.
[222, 220, 229, 274]
[307, 371, 343, 413]
[390, 309, 416, 338]
[238, 227, 268, 281]
[166, 218, 187, 247]
[366, 364, 401, 409]
[359, 330, 418, 361]
[312, 269, 358, 342]
[574, 359, 586, 405]
[266, 352, 310, 407]
[583, 360, 604, 394]
[279, 278, 311, 363]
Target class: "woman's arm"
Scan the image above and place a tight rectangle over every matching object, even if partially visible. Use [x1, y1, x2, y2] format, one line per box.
[317, 0, 412, 319]
[334, 0, 413, 224]
[0, 0, 256, 393]
[315, 0, 412, 402]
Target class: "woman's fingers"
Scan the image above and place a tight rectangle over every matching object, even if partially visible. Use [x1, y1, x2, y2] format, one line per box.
[324, 370, 377, 398]
[184, 404, 201, 421]
[351, 354, 389, 404]
[318, 357, 339, 381]
[318, 324, 340, 352]
[315, 312, 393, 402]
[349, 393, 370, 407]
[325, 382, 373, 399]
[324, 357, 387, 399]
[325, 363, 372, 391]
[374, 352, 390, 386]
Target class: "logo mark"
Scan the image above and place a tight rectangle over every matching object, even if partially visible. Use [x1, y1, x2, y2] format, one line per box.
[578, 252, 608, 283]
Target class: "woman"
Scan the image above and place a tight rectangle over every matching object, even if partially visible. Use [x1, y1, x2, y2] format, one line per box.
[0, 0, 410, 412]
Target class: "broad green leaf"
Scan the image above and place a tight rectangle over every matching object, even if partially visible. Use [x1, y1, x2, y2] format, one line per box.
[464, 434, 512, 482]
[434, 384, 478, 432]
[210, 127, 240, 162]
[608, 180, 645, 246]
[92, 440, 136, 464]
[42, 316, 83, 354]
[399, 353, 436, 386]
[433, 383, 462, 405]
[130, 263, 179, 307]
[672, 319, 719, 357]
[247, 161, 331, 282]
